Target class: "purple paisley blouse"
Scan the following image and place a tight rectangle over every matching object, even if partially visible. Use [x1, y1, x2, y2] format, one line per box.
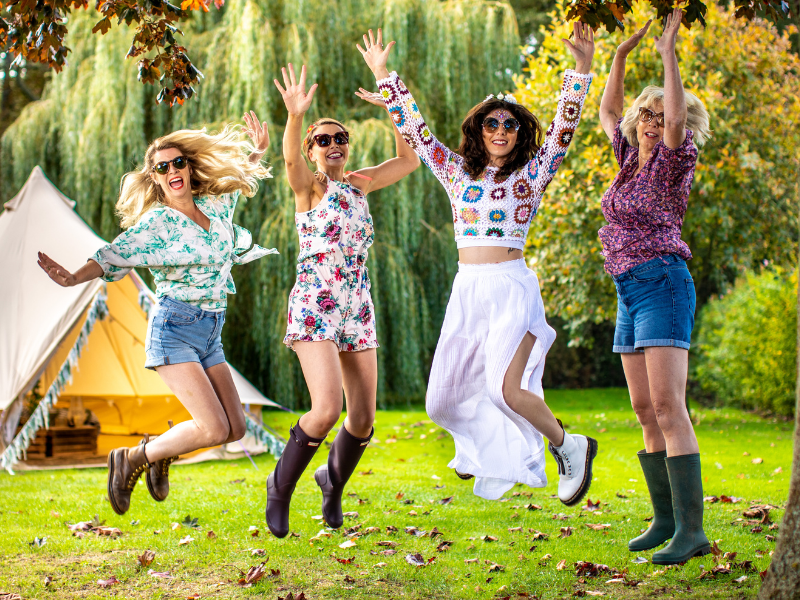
[599, 118, 698, 276]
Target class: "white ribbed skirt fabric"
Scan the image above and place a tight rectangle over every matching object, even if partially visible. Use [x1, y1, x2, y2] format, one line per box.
[426, 259, 557, 500]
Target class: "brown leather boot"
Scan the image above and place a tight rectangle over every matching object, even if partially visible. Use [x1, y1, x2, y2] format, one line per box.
[107, 442, 149, 516]
[145, 429, 179, 502]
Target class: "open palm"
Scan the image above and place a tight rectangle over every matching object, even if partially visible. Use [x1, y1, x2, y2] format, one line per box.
[562, 21, 595, 73]
[618, 19, 652, 55]
[357, 29, 395, 78]
[355, 88, 385, 108]
[655, 7, 682, 55]
[274, 64, 318, 116]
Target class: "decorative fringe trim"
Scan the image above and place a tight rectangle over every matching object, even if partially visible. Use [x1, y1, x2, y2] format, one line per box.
[1, 287, 108, 474]
[243, 412, 286, 458]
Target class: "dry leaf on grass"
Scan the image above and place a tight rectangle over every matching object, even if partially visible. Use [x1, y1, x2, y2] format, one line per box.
[97, 576, 120, 587]
[333, 556, 355, 564]
[487, 563, 505, 572]
[339, 539, 357, 549]
[171, 522, 181, 530]
[405, 553, 426, 567]
[557, 559, 568, 570]
[752, 458, 763, 464]
[178, 535, 194, 545]
[376, 541, 398, 547]
[239, 563, 266, 585]
[374, 562, 387, 568]
[359, 469, 373, 476]
[148, 569, 173, 579]
[43, 576, 53, 587]
[278, 592, 307, 600]
[206, 531, 217, 539]
[524, 503, 543, 511]
[559, 527, 574, 538]
[464, 557, 479, 564]
[585, 524, 611, 531]
[583, 499, 601, 511]
[137, 550, 155, 567]
[481, 535, 498, 542]
[343, 511, 359, 519]
[438, 496, 454, 505]
[0, 594, 22, 600]
[531, 531, 549, 540]
[436, 540, 453, 552]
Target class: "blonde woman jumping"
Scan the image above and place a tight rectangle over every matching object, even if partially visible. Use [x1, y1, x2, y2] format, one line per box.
[37, 113, 275, 515]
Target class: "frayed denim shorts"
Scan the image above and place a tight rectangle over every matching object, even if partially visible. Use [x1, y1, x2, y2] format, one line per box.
[611, 254, 696, 353]
[144, 297, 226, 370]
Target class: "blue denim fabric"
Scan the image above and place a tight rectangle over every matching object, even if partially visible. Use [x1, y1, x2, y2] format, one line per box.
[144, 297, 226, 370]
[611, 254, 696, 353]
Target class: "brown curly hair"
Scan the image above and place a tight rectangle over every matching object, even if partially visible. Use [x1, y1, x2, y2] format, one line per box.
[457, 99, 543, 181]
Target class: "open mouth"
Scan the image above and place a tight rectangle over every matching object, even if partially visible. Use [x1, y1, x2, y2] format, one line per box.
[327, 151, 344, 159]
[644, 132, 659, 140]
[492, 139, 508, 147]
[169, 176, 184, 190]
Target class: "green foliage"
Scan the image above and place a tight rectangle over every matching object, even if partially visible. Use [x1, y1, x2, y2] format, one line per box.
[693, 267, 797, 416]
[515, 2, 800, 345]
[0, 0, 520, 409]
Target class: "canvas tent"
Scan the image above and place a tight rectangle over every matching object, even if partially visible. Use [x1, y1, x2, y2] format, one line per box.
[0, 167, 286, 473]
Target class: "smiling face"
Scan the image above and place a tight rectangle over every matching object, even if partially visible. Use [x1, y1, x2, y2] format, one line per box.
[307, 124, 349, 170]
[636, 99, 665, 156]
[481, 108, 518, 164]
[150, 147, 193, 204]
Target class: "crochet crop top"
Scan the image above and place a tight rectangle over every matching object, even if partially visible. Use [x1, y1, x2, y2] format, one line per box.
[377, 70, 594, 250]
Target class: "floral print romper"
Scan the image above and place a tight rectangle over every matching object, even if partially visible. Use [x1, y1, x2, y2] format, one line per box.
[283, 174, 378, 352]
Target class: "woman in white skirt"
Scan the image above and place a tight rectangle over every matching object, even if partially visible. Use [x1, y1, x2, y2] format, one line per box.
[360, 27, 598, 503]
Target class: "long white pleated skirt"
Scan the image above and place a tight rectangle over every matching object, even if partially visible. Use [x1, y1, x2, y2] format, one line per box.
[426, 259, 557, 500]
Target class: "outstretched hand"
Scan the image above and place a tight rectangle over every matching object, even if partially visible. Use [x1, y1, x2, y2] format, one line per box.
[357, 28, 395, 79]
[243, 110, 270, 153]
[655, 7, 682, 56]
[355, 88, 386, 108]
[274, 64, 318, 116]
[38, 252, 76, 287]
[562, 21, 595, 74]
[618, 19, 652, 56]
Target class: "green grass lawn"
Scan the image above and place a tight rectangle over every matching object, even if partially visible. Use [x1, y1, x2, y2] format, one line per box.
[0, 388, 794, 599]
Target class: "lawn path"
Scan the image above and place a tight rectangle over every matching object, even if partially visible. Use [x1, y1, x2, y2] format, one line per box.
[0, 389, 792, 599]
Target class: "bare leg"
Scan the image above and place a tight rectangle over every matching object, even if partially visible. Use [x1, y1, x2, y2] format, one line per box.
[644, 347, 698, 456]
[502, 332, 564, 445]
[294, 340, 345, 438]
[204, 363, 246, 444]
[141, 362, 235, 462]
[621, 352, 667, 453]
[339, 348, 377, 437]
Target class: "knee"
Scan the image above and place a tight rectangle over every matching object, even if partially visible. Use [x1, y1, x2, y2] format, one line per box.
[346, 411, 375, 436]
[631, 401, 658, 428]
[228, 420, 246, 442]
[311, 405, 342, 433]
[651, 397, 689, 431]
[198, 417, 231, 447]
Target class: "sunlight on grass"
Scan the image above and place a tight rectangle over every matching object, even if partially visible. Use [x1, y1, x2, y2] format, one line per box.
[0, 389, 792, 599]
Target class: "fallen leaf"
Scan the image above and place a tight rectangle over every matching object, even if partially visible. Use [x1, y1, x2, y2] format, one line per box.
[583, 499, 601, 511]
[186, 594, 201, 600]
[43, 575, 53, 586]
[585, 592, 605, 597]
[171, 522, 181, 530]
[251, 548, 267, 556]
[632, 557, 648, 564]
[766, 535, 777, 542]
[525, 503, 543, 511]
[408, 510, 418, 516]
[374, 562, 387, 568]
[508, 527, 523, 533]
[241, 563, 266, 585]
[481, 535, 498, 542]
[557, 559, 568, 570]
[178, 535, 194, 545]
[137, 550, 155, 567]
[735, 575, 748, 583]
[181, 515, 200, 529]
[376, 541, 398, 547]
[752, 458, 763, 464]
[464, 557, 479, 564]
[148, 569, 173, 579]
[359, 469, 373, 476]
[575, 561, 613, 578]
[585, 524, 611, 531]
[95, 526, 122, 538]
[531, 531, 549, 540]
[339, 539, 357, 549]
[428, 527, 443, 539]
[97, 576, 120, 587]
[436, 540, 453, 552]
[405, 553, 426, 567]
[386, 526, 398, 533]
[438, 496, 454, 505]
[343, 511, 359, 519]
[560, 527, 574, 538]
[379, 549, 398, 556]
[29, 536, 47, 547]
[704, 495, 720, 503]
[487, 563, 505, 572]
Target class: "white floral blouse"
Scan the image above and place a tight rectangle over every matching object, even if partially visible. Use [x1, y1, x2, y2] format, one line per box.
[91, 191, 278, 311]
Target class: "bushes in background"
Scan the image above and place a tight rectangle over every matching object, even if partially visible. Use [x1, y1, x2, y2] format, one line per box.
[694, 267, 797, 416]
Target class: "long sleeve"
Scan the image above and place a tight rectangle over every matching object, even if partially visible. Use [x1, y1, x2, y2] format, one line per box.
[529, 69, 594, 198]
[376, 71, 461, 192]
[90, 210, 168, 282]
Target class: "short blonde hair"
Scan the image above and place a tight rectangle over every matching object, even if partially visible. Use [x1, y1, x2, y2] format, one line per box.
[116, 125, 271, 229]
[620, 85, 711, 148]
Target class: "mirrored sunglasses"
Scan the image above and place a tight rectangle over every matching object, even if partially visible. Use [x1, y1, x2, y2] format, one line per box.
[482, 116, 520, 133]
[638, 107, 665, 128]
[313, 132, 350, 148]
[152, 156, 189, 175]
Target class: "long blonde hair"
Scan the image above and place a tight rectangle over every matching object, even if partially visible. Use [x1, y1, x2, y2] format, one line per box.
[116, 125, 271, 229]
[620, 85, 711, 148]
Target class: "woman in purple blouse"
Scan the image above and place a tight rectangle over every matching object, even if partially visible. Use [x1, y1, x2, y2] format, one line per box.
[598, 9, 711, 566]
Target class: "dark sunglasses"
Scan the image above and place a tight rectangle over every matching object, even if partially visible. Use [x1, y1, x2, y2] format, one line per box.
[313, 132, 350, 148]
[482, 117, 520, 133]
[638, 107, 665, 128]
[152, 156, 189, 175]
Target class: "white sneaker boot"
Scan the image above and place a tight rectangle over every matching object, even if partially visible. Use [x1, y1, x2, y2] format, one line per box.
[548, 421, 598, 506]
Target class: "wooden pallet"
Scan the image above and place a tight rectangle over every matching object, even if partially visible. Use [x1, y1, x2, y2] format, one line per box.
[16, 424, 99, 459]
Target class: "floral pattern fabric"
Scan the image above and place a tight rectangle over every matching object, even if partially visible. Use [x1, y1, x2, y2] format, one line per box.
[91, 191, 278, 310]
[376, 70, 594, 250]
[284, 175, 378, 352]
[599, 118, 698, 276]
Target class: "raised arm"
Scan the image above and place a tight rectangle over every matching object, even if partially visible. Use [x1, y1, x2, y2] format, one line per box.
[348, 88, 420, 193]
[655, 8, 688, 149]
[242, 110, 270, 164]
[273, 64, 318, 207]
[37, 252, 104, 288]
[361, 28, 458, 191]
[599, 20, 652, 141]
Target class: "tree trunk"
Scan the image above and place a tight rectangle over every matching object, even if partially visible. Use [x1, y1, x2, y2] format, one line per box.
[758, 165, 800, 599]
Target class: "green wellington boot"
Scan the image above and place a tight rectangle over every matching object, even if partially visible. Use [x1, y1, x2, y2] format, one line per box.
[652, 453, 711, 565]
[628, 450, 675, 551]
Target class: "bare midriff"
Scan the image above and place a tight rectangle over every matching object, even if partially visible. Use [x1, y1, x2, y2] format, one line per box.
[458, 246, 525, 264]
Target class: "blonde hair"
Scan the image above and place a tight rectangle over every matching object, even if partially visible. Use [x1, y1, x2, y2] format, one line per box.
[302, 118, 348, 161]
[116, 125, 271, 229]
[620, 85, 711, 148]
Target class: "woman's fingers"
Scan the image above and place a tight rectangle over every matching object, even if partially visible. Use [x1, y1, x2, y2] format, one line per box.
[274, 79, 286, 95]
[356, 42, 366, 56]
[299, 64, 307, 90]
[288, 63, 297, 87]
[306, 83, 318, 103]
[281, 67, 290, 90]
[368, 29, 376, 47]
[377, 28, 383, 47]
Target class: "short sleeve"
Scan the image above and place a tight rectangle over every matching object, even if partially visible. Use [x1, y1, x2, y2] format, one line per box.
[652, 129, 698, 186]
[90, 210, 164, 282]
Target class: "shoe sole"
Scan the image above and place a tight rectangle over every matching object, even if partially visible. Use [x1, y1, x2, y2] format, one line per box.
[145, 470, 167, 502]
[107, 451, 125, 516]
[628, 534, 673, 552]
[652, 544, 711, 565]
[314, 466, 344, 529]
[562, 437, 598, 507]
[455, 470, 474, 480]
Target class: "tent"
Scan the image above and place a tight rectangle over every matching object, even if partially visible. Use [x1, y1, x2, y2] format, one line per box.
[0, 167, 286, 473]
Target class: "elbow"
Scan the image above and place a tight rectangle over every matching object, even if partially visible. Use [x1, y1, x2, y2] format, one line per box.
[664, 116, 686, 132]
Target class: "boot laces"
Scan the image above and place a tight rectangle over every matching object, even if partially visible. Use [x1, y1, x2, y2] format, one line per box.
[126, 464, 148, 490]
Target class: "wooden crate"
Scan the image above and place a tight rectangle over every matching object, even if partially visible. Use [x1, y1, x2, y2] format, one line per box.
[16, 425, 99, 460]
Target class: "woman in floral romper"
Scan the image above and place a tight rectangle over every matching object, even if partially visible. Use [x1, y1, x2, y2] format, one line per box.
[265, 63, 420, 537]
[361, 27, 599, 505]
[599, 10, 711, 564]
[37, 114, 275, 515]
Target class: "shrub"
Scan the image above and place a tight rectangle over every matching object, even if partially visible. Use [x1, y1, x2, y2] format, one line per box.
[693, 267, 797, 416]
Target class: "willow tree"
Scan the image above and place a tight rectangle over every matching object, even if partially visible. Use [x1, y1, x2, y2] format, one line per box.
[0, 0, 520, 409]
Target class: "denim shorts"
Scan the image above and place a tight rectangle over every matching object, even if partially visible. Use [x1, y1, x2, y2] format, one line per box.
[612, 254, 696, 353]
[144, 297, 227, 370]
